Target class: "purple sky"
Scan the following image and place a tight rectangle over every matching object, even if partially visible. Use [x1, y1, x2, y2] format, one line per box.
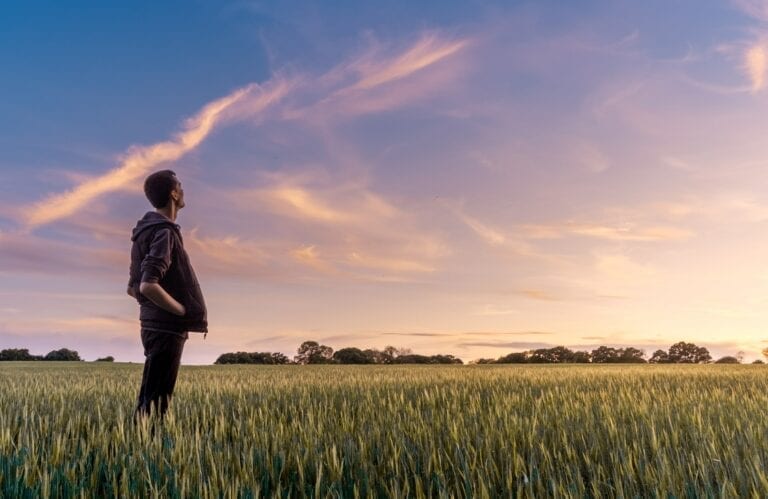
[3, 0, 768, 363]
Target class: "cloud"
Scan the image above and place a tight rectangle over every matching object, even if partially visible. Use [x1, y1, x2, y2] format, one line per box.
[184, 229, 274, 278]
[592, 251, 657, 283]
[382, 330, 554, 337]
[0, 315, 135, 337]
[22, 79, 293, 228]
[291, 245, 336, 273]
[521, 289, 562, 301]
[0, 230, 124, 275]
[519, 216, 695, 242]
[455, 340, 554, 350]
[287, 32, 472, 120]
[451, 208, 549, 259]
[346, 251, 435, 273]
[661, 156, 697, 172]
[348, 33, 470, 91]
[744, 42, 768, 91]
[225, 177, 448, 280]
[473, 304, 519, 316]
[253, 186, 360, 223]
[732, 0, 768, 22]
[458, 212, 507, 246]
[19, 29, 471, 241]
[573, 141, 611, 173]
[568, 223, 694, 241]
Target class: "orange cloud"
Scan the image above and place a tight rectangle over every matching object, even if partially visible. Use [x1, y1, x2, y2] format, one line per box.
[266, 187, 354, 223]
[238, 181, 399, 226]
[346, 251, 436, 273]
[568, 223, 693, 241]
[292, 245, 337, 273]
[184, 229, 271, 277]
[185, 177, 448, 281]
[744, 43, 768, 91]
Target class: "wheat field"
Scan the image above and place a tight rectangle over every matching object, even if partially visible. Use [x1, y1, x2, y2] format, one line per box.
[2, 362, 768, 497]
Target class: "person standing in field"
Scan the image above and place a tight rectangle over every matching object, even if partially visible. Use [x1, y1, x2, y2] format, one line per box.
[127, 170, 207, 421]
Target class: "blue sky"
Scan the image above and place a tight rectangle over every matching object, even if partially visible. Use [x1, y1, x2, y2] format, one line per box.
[3, 0, 768, 363]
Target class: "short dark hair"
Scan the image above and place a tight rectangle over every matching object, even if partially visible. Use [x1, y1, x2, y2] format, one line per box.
[144, 170, 178, 208]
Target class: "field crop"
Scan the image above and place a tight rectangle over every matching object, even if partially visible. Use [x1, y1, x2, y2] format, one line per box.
[2, 362, 768, 497]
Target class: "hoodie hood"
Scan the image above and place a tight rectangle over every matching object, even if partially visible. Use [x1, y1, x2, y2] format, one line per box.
[131, 211, 180, 241]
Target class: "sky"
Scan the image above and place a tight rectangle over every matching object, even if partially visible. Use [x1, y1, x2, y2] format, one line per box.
[3, 0, 768, 364]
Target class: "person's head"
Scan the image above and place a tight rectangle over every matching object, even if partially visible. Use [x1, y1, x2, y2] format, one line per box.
[143, 170, 185, 210]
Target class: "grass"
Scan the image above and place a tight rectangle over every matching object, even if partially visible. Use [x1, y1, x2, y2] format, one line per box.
[1, 362, 767, 497]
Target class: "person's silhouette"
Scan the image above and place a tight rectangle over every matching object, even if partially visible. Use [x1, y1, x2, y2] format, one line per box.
[127, 170, 208, 422]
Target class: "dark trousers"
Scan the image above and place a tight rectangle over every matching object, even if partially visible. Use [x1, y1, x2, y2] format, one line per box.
[134, 328, 188, 422]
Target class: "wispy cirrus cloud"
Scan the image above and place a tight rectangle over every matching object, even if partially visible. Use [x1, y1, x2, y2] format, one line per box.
[454, 207, 692, 251]
[348, 33, 470, 91]
[250, 185, 365, 223]
[287, 32, 472, 120]
[22, 79, 293, 228]
[20, 31, 471, 231]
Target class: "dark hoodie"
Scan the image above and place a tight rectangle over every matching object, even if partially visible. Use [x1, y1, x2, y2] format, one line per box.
[128, 212, 208, 334]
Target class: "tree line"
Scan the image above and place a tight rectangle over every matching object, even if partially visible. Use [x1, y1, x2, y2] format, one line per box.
[0, 348, 114, 362]
[473, 342, 758, 364]
[2, 341, 762, 365]
[214, 340, 760, 365]
[215, 341, 463, 365]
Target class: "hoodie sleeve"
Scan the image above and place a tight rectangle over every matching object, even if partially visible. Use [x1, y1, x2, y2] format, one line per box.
[140, 228, 174, 283]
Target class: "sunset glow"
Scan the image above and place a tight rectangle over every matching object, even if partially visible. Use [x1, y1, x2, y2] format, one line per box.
[3, 1, 768, 363]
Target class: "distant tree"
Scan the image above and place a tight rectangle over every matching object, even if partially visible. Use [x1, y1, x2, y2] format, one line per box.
[383, 345, 412, 360]
[471, 358, 497, 364]
[215, 351, 290, 364]
[528, 348, 557, 363]
[591, 346, 620, 363]
[216, 352, 245, 364]
[570, 351, 592, 363]
[270, 352, 290, 364]
[216, 352, 246, 364]
[618, 347, 646, 363]
[383, 345, 399, 359]
[649, 349, 671, 364]
[294, 341, 334, 364]
[391, 354, 431, 364]
[429, 354, 463, 364]
[714, 356, 740, 364]
[526, 346, 573, 363]
[44, 348, 81, 361]
[0, 348, 41, 361]
[332, 347, 373, 364]
[361, 348, 391, 364]
[95, 356, 114, 362]
[753, 359, 765, 364]
[496, 352, 528, 364]
[667, 342, 711, 364]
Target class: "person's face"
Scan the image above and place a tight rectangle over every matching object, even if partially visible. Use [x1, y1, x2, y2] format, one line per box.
[171, 177, 185, 209]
